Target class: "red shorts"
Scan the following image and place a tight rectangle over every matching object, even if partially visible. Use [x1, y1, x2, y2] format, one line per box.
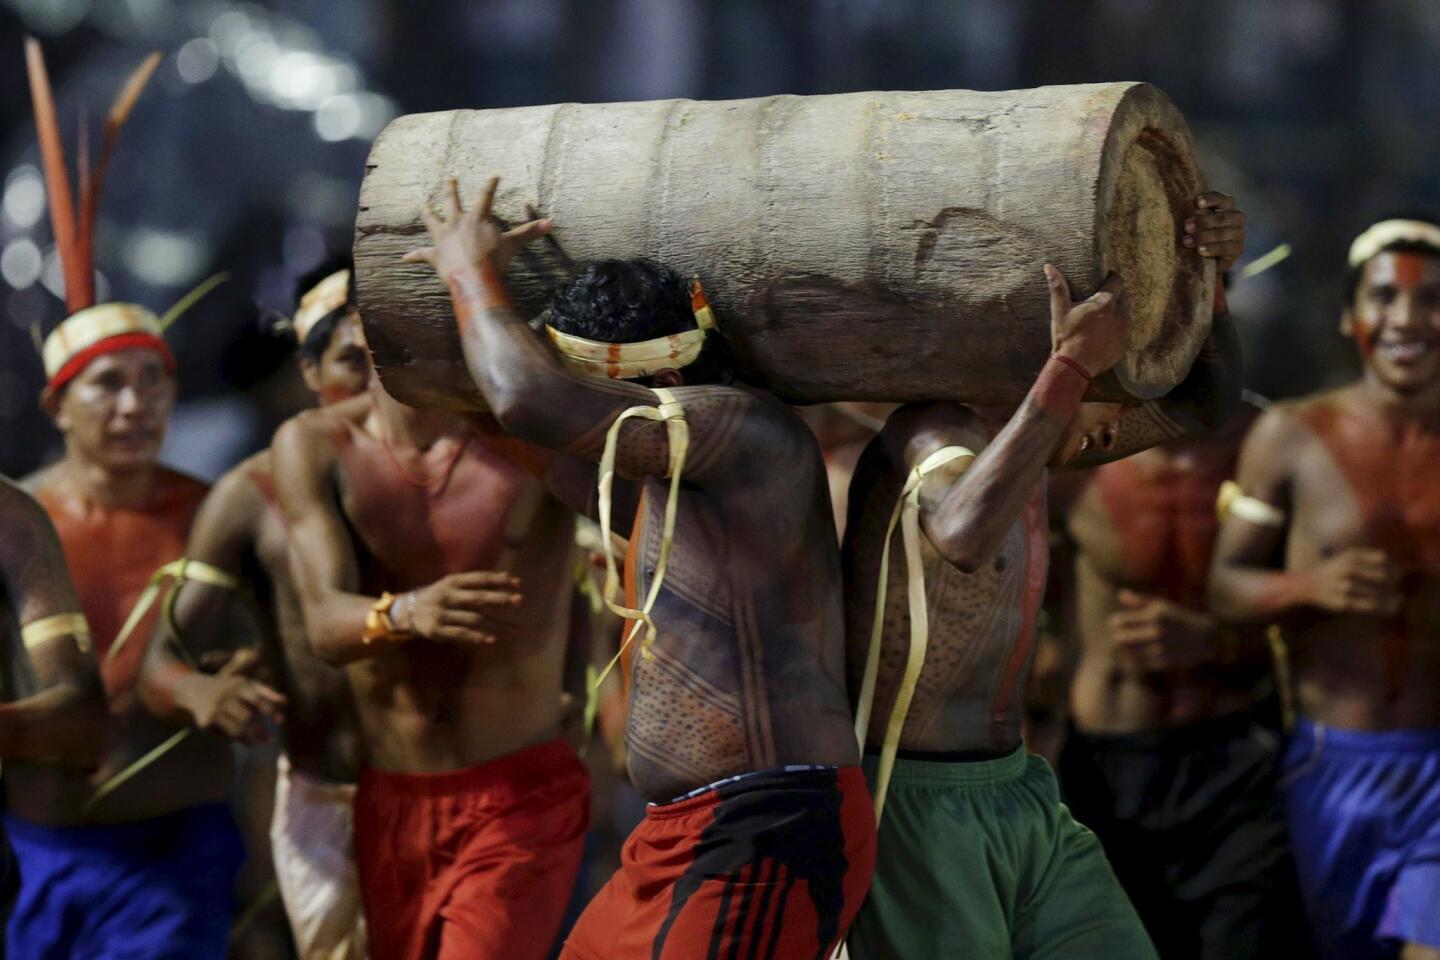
[562, 765, 876, 960]
[354, 738, 590, 960]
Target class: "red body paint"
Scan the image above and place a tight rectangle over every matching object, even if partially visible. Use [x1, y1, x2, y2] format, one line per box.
[990, 487, 1048, 734]
[1298, 399, 1440, 697]
[1093, 430, 1246, 609]
[34, 469, 207, 698]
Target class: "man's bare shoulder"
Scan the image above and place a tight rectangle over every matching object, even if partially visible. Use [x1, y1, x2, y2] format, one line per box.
[203, 452, 273, 526]
[0, 475, 54, 549]
[876, 400, 988, 462]
[273, 396, 368, 467]
[1248, 387, 1355, 452]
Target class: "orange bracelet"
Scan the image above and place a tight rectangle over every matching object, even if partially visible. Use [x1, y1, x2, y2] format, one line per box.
[363, 592, 398, 645]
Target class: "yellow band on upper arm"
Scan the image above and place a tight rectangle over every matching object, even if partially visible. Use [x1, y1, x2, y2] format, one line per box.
[106, 557, 241, 665]
[20, 612, 92, 652]
[1217, 480, 1286, 528]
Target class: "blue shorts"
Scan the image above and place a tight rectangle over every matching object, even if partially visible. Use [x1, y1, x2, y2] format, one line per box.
[1281, 719, 1440, 960]
[5, 802, 245, 960]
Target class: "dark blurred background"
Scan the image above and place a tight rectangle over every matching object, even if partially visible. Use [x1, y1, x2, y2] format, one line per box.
[2, 0, 1437, 478]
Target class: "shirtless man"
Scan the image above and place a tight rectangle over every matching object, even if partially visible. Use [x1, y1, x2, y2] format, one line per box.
[138, 257, 372, 959]
[0, 477, 107, 957]
[272, 269, 589, 959]
[20, 321, 244, 957]
[842, 194, 1245, 959]
[1060, 397, 1309, 960]
[407, 177, 874, 959]
[12, 41, 244, 957]
[1209, 217, 1440, 960]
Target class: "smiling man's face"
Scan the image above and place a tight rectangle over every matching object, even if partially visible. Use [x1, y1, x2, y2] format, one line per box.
[1346, 249, 1440, 395]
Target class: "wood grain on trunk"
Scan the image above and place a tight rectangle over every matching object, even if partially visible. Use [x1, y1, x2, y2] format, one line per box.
[354, 83, 1212, 410]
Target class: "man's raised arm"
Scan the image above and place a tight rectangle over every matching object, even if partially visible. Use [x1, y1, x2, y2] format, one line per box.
[272, 411, 522, 665]
[915, 265, 1131, 572]
[0, 477, 105, 768]
[406, 176, 776, 484]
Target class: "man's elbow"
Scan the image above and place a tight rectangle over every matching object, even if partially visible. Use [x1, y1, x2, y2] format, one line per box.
[931, 516, 995, 575]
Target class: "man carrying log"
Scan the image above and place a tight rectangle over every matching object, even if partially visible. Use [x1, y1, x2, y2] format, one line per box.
[405, 176, 875, 960]
[1058, 394, 1310, 960]
[14, 38, 245, 959]
[842, 193, 1245, 959]
[1209, 217, 1440, 960]
[0, 476, 107, 956]
[271, 268, 589, 959]
[137, 257, 372, 960]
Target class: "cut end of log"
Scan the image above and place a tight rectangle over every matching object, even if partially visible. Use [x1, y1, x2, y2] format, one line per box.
[1097, 83, 1213, 400]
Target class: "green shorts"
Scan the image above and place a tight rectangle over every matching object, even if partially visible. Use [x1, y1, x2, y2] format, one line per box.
[847, 748, 1157, 960]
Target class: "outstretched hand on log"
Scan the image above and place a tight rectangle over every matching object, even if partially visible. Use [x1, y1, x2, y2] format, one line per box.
[403, 175, 552, 283]
[1183, 192, 1246, 273]
[1045, 264, 1131, 379]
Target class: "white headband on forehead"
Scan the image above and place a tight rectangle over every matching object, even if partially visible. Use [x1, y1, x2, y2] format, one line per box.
[293, 269, 352, 344]
[1347, 219, 1440, 268]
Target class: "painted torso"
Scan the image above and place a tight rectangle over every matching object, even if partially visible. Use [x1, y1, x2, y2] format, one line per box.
[1282, 388, 1440, 728]
[28, 464, 226, 824]
[33, 467, 206, 696]
[321, 408, 576, 772]
[1068, 409, 1270, 733]
[844, 418, 1050, 754]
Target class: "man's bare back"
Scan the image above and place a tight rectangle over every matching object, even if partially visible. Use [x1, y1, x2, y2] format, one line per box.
[613, 387, 858, 799]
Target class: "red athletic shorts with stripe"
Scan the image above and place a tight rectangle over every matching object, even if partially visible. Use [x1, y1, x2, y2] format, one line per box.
[561, 765, 876, 960]
[353, 738, 590, 960]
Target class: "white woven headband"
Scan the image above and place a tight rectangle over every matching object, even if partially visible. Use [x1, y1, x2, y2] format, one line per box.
[1348, 219, 1440, 268]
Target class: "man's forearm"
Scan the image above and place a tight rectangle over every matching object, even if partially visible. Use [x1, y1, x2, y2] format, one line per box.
[302, 587, 406, 666]
[139, 643, 203, 725]
[0, 682, 105, 766]
[1209, 565, 1315, 623]
[929, 355, 1087, 571]
[446, 264, 651, 460]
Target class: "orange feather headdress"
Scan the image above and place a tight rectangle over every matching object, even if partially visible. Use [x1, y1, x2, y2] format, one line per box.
[24, 36, 183, 397]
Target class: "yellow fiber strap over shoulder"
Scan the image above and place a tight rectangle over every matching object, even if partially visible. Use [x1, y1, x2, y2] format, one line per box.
[1217, 480, 1286, 528]
[106, 558, 241, 665]
[21, 612, 91, 652]
[593, 387, 688, 689]
[853, 445, 975, 820]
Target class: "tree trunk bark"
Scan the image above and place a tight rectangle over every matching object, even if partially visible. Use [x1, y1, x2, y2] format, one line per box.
[354, 82, 1212, 410]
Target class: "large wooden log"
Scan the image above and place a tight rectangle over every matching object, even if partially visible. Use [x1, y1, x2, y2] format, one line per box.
[354, 83, 1212, 410]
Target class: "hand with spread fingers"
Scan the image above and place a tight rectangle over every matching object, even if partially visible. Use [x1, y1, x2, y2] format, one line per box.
[403, 175, 552, 283]
[392, 570, 524, 646]
[181, 647, 286, 745]
[1184, 192, 1247, 273]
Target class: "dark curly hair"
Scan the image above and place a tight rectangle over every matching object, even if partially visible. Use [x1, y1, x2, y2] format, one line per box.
[1343, 214, 1440, 307]
[292, 253, 356, 364]
[549, 259, 728, 384]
